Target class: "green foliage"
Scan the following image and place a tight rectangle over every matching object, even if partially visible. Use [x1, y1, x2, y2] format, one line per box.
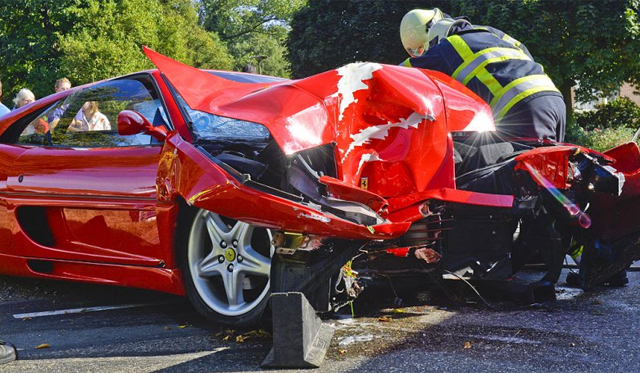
[199, 0, 304, 40]
[154, 0, 233, 70]
[288, 0, 444, 78]
[288, 0, 640, 103]
[0, 0, 80, 102]
[575, 97, 640, 131]
[566, 121, 637, 152]
[565, 120, 590, 146]
[0, 0, 232, 107]
[59, 0, 233, 85]
[228, 32, 290, 77]
[198, 0, 305, 77]
[450, 0, 640, 104]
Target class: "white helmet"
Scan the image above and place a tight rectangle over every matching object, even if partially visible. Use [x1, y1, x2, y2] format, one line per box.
[400, 8, 445, 57]
[426, 18, 471, 50]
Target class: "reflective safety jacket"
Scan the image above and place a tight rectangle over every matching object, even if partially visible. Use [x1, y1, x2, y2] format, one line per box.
[402, 28, 561, 123]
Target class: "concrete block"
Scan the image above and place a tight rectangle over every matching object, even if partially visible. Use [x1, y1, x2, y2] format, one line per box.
[261, 292, 334, 369]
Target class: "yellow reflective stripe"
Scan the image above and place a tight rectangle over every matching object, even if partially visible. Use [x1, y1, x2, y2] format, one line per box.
[495, 85, 560, 121]
[474, 26, 522, 49]
[455, 50, 531, 85]
[490, 75, 549, 108]
[448, 35, 474, 60]
[569, 245, 584, 260]
[475, 70, 503, 96]
[448, 34, 531, 84]
[502, 34, 521, 48]
[449, 35, 530, 98]
[493, 74, 561, 115]
[402, 58, 412, 67]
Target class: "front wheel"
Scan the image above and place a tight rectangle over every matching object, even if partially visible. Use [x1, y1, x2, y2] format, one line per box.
[181, 209, 274, 326]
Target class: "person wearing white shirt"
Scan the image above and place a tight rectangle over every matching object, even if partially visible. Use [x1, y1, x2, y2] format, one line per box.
[0, 79, 10, 117]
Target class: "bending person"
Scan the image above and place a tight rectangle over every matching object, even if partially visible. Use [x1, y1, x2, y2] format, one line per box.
[400, 8, 565, 142]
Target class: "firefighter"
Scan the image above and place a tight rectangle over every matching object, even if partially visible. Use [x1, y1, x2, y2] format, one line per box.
[400, 8, 566, 142]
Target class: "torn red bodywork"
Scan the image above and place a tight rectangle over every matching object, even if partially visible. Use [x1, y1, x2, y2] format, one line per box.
[0, 47, 638, 326]
[144, 47, 640, 293]
[144, 47, 506, 239]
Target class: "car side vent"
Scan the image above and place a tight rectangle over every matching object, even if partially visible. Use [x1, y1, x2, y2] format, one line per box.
[16, 206, 56, 247]
[27, 260, 54, 274]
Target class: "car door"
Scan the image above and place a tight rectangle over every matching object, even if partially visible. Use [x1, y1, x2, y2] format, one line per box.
[0, 74, 172, 267]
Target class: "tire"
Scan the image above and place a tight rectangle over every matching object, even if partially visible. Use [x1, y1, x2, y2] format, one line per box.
[180, 208, 274, 326]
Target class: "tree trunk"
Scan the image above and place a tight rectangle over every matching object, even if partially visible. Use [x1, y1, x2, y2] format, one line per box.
[559, 79, 575, 125]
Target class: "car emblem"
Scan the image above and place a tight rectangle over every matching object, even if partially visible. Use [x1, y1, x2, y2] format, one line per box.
[360, 177, 369, 190]
[224, 248, 236, 262]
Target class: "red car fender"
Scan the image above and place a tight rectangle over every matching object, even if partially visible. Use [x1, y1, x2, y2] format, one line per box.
[144, 48, 495, 202]
[513, 146, 614, 189]
[157, 133, 412, 240]
[589, 142, 640, 240]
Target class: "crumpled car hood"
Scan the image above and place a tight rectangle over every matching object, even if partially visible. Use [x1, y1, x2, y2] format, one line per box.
[146, 47, 507, 241]
[145, 47, 495, 198]
[144, 46, 494, 154]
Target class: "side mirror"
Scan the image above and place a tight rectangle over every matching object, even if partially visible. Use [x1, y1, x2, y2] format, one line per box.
[117, 110, 167, 141]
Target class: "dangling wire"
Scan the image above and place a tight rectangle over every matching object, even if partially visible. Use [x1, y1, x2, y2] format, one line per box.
[441, 269, 501, 311]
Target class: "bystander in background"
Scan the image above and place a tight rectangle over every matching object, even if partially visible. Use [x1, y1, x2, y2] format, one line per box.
[48, 78, 73, 131]
[0, 79, 10, 116]
[54, 77, 71, 93]
[12, 88, 35, 110]
[69, 101, 110, 132]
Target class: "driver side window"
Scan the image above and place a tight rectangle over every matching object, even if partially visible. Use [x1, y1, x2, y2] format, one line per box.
[17, 75, 169, 148]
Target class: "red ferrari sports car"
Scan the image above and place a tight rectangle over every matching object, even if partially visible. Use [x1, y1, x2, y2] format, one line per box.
[0, 47, 638, 326]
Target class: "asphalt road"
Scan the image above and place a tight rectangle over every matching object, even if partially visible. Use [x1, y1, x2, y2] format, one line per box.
[0, 270, 639, 372]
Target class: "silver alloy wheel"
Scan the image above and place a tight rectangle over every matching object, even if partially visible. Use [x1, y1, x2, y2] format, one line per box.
[187, 209, 273, 317]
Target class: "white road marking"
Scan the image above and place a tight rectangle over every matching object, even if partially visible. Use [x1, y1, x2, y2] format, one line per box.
[7, 349, 231, 371]
[444, 332, 541, 345]
[13, 300, 175, 319]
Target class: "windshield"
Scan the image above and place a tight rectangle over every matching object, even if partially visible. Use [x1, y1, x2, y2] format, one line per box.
[173, 92, 271, 143]
[184, 103, 271, 142]
[169, 70, 280, 143]
[208, 71, 285, 84]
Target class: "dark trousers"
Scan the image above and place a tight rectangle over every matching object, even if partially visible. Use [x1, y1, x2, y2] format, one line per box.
[497, 94, 566, 142]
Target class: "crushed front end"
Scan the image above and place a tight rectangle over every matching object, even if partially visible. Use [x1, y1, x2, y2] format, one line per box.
[146, 46, 640, 312]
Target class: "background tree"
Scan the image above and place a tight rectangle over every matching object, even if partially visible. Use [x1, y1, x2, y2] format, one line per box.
[227, 32, 290, 76]
[0, 0, 232, 105]
[59, 0, 232, 85]
[287, 0, 448, 78]
[0, 0, 79, 103]
[198, 0, 305, 75]
[449, 0, 640, 120]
